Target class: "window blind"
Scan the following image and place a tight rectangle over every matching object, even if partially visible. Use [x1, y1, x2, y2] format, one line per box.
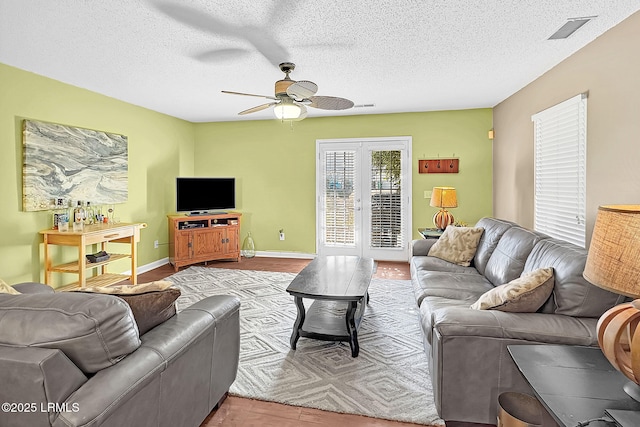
[323, 151, 356, 246]
[532, 93, 587, 247]
[369, 150, 404, 249]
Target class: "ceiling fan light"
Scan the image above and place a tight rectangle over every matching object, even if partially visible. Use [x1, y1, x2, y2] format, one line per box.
[274, 103, 301, 120]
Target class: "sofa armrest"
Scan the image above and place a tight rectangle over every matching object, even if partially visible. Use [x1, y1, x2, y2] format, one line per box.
[0, 345, 87, 427]
[412, 238, 438, 256]
[182, 295, 241, 408]
[432, 307, 598, 346]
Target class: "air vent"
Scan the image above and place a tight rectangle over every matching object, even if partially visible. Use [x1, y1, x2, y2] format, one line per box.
[353, 104, 375, 108]
[548, 16, 596, 40]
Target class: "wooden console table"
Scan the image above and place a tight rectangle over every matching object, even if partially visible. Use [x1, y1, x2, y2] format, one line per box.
[40, 222, 146, 291]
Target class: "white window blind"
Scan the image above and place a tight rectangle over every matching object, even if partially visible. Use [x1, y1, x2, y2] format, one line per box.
[532, 93, 587, 247]
[369, 150, 404, 249]
[323, 151, 356, 246]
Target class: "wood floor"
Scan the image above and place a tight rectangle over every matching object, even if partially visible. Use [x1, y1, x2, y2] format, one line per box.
[138, 257, 489, 427]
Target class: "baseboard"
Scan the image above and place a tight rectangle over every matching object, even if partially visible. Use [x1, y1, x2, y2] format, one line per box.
[254, 251, 316, 259]
[122, 257, 169, 276]
[124, 253, 312, 276]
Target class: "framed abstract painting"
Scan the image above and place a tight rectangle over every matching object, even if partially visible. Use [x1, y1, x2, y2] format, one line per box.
[22, 119, 128, 211]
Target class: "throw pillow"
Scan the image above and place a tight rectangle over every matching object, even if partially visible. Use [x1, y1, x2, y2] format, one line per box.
[75, 281, 181, 335]
[428, 226, 484, 266]
[470, 267, 554, 312]
[0, 278, 20, 295]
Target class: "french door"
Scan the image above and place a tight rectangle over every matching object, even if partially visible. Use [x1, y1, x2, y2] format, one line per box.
[316, 137, 412, 261]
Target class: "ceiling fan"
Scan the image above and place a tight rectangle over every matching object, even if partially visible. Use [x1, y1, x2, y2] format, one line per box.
[222, 62, 354, 120]
[151, 1, 292, 66]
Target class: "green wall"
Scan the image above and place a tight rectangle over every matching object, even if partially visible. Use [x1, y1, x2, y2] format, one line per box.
[1, 62, 492, 285]
[0, 63, 195, 285]
[194, 110, 493, 254]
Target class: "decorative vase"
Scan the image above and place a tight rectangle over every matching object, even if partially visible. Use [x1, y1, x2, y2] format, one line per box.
[242, 232, 255, 258]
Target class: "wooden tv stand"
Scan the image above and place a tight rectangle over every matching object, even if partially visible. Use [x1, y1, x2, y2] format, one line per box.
[168, 212, 242, 272]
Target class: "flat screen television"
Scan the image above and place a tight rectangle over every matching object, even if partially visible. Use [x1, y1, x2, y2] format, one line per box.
[176, 177, 235, 214]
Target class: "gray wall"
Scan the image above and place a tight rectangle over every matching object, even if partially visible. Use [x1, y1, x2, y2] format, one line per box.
[493, 11, 640, 245]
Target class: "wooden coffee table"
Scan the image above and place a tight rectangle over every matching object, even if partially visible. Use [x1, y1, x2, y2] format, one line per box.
[286, 255, 376, 357]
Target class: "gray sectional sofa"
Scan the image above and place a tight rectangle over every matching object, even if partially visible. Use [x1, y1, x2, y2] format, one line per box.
[411, 217, 626, 425]
[0, 283, 240, 427]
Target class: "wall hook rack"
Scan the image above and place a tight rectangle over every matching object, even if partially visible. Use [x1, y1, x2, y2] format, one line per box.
[418, 158, 459, 174]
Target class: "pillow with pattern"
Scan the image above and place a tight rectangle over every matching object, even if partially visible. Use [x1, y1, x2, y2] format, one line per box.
[428, 226, 484, 266]
[471, 267, 554, 312]
[0, 278, 20, 295]
[75, 281, 180, 335]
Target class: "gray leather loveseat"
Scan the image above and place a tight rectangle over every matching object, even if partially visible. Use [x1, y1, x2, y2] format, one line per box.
[411, 217, 626, 425]
[0, 283, 240, 427]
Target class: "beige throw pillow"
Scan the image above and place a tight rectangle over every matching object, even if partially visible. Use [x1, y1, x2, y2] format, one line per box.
[0, 278, 20, 295]
[471, 267, 554, 312]
[78, 280, 174, 295]
[428, 226, 484, 266]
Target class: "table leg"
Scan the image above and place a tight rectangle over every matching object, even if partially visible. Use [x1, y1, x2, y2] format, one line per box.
[346, 301, 359, 357]
[290, 296, 305, 350]
[43, 234, 51, 286]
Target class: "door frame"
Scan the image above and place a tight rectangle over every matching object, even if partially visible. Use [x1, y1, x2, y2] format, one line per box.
[315, 136, 412, 261]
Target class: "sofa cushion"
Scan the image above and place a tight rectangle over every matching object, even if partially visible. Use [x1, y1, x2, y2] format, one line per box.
[0, 292, 141, 373]
[74, 281, 180, 334]
[428, 226, 484, 266]
[0, 278, 20, 295]
[413, 270, 492, 308]
[411, 255, 479, 275]
[484, 227, 548, 286]
[472, 217, 517, 275]
[524, 239, 626, 317]
[470, 268, 554, 312]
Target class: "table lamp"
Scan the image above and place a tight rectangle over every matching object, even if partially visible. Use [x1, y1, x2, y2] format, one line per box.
[430, 187, 457, 230]
[583, 205, 640, 401]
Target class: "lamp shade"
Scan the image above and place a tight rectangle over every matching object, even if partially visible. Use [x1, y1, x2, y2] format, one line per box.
[274, 103, 302, 120]
[430, 187, 457, 209]
[583, 205, 640, 298]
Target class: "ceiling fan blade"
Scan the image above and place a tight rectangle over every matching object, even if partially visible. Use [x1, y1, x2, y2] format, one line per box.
[194, 48, 250, 63]
[308, 96, 355, 110]
[238, 102, 278, 115]
[222, 90, 279, 101]
[153, 2, 288, 66]
[153, 3, 238, 37]
[243, 26, 288, 66]
[286, 80, 318, 100]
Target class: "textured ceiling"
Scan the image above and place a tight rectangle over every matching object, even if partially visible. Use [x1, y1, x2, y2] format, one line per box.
[1, 1, 639, 123]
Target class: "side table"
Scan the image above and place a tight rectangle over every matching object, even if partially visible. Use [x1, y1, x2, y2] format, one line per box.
[418, 227, 444, 239]
[509, 344, 640, 427]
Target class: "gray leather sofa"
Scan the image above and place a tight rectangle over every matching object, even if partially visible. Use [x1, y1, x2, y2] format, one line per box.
[411, 217, 626, 425]
[0, 283, 240, 427]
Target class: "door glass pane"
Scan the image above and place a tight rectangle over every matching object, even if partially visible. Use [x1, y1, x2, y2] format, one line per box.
[370, 150, 403, 249]
[324, 151, 356, 246]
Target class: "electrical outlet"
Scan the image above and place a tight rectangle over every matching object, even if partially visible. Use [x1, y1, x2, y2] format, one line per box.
[279, 232, 285, 241]
[154, 240, 159, 249]
[424, 190, 432, 199]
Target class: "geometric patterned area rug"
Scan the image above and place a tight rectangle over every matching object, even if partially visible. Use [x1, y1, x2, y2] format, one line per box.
[165, 266, 444, 426]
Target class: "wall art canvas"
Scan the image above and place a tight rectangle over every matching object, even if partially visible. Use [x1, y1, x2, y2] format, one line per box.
[22, 120, 128, 211]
